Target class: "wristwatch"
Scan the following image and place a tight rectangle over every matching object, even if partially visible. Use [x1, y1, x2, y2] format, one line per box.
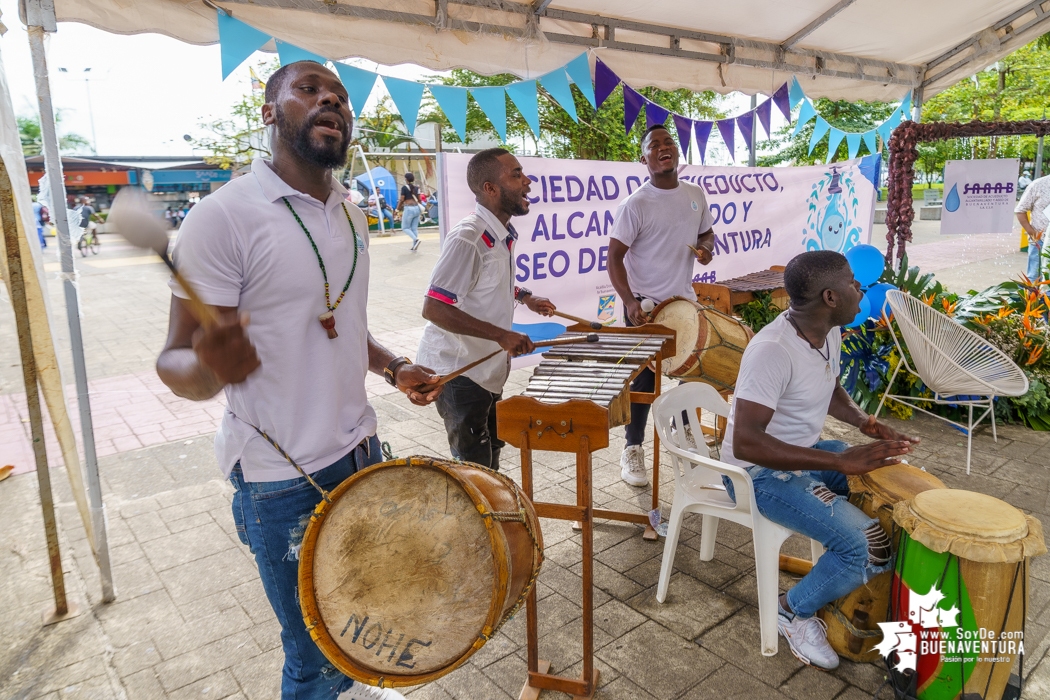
[514, 286, 533, 303]
[384, 356, 411, 387]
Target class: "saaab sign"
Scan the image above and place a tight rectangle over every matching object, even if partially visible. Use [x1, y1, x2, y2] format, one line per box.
[940, 159, 1019, 236]
[439, 153, 879, 338]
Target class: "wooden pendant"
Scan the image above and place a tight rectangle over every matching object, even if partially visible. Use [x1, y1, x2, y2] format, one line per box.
[319, 311, 338, 339]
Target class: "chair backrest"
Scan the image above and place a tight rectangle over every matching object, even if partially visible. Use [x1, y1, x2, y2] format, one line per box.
[652, 383, 755, 517]
[884, 290, 1029, 397]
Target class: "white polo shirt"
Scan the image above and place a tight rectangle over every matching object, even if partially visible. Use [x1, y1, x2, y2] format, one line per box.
[417, 205, 518, 394]
[170, 159, 376, 482]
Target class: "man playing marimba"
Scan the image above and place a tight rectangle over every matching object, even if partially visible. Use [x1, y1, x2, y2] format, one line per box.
[722, 250, 920, 670]
[608, 124, 716, 486]
[419, 148, 555, 470]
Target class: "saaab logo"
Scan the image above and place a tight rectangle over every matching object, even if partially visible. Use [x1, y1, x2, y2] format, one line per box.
[875, 584, 960, 672]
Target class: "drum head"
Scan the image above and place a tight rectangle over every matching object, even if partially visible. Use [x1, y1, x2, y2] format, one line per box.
[848, 463, 944, 504]
[652, 298, 701, 374]
[910, 489, 1027, 541]
[308, 462, 496, 677]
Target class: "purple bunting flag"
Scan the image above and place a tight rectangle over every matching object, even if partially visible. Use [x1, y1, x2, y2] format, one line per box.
[645, 100, 670, 130]
[716, 118, 736, 161]
[772, 82, 791, 122]
[673, 113, 693, 157]
[694, 121, 713, 164]
[737, 111, 755, 156]
[594, 58, 621, 109]
[623, 85, 645, 134]
[756, 98, 772, 139]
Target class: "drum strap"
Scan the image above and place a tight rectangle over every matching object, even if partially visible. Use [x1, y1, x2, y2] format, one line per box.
[252, 427, 332, 503]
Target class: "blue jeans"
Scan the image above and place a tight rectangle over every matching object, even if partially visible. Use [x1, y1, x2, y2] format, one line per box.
[368, 206, 393, 227]
[724, 440, 893, 618]
[230, 435, 383, 699]
[401, 204, 421, 241]
[37, 225, 47, 248]
[1027, 237, 1044, 281]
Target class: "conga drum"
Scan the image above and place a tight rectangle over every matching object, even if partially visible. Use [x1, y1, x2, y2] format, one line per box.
[650, 296, 753, 390]
[818, 463, 946, 662]
[298, 457, 543, 688]
[887, 489, 1046, 699]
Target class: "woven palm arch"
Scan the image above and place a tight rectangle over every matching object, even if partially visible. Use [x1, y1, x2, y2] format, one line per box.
[885, 119, 1050, 263]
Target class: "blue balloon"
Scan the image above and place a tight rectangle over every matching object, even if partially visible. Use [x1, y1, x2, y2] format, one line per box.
[845, 244, 885, 287]
[864, 283, 896, 321]
[846, 294, 871, 328]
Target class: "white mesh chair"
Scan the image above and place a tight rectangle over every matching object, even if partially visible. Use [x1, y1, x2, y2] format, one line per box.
[876, 290, 1029, 474]
[652, 382, 822, 656]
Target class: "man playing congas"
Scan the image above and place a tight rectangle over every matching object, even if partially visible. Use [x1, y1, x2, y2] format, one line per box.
[418, 148, 555, 470]
[156, 60, 440, 700]
[722, 250, 920, 670]
[607, 123, 716, 486]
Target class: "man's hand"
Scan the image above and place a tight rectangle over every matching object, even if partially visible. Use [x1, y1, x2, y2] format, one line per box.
[625, 298, 649, 326]
[524, 295, 556, 317]
[191, 312, 260, 385]
[858, 415, 921, 445]
[692, 244, 713, 265]
[498, 329, 535, 357]
[394, 363, 443, 406]
[835, 440, 913, 475]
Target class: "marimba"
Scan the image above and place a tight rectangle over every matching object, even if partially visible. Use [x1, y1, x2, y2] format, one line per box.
[497, 325, 675, 700]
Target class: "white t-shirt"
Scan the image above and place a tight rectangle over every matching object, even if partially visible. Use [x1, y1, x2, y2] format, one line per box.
[170, 159, 376, 482]
[417, 205, 517, 394]
[721, 313, 842, 468]
[609, 180, 715, 304]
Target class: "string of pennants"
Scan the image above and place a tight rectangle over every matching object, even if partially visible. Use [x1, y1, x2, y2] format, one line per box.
[218, 8, 911, 159]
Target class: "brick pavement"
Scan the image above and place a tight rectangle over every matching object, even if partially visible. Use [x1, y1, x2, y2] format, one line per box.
[2, 229, 1049, 699]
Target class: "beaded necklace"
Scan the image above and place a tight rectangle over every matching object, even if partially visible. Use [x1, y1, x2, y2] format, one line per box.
[283, 197, 359, 339]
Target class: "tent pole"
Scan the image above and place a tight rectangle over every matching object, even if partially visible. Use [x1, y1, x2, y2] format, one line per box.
[911, 87, 924, 122]
[27, 23, 115, 604]
[356, 145, 385, 236]
[748, 94, 757, 167]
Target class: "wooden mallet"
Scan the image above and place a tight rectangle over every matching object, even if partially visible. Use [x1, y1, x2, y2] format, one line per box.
[436, 334, 599, 386]
[107, 188, 219, 329]
[551, 309, 603, 330]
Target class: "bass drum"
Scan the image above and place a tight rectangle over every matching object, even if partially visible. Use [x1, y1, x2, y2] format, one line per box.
[650, 296, 753, 391]
[298, 457, 543, 688]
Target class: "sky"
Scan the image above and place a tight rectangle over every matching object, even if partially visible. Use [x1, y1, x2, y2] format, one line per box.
[0, 0, 756, 162]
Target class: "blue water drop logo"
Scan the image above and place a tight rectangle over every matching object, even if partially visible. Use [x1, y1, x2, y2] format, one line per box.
[944, 184, 961, 212]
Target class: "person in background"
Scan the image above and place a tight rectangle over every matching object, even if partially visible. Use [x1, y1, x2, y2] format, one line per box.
[397, 172, 423, 251]
[78, 196, 96, 232]
[367, 190, 394, 229]
[1019, 170, 1033, 198]
[33, 198, 49, 248]
[1016, 172, 1050, 282]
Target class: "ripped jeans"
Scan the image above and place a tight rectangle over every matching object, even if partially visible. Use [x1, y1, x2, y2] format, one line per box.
[724, 440, 893, 619]
[230, 435, 383, 699]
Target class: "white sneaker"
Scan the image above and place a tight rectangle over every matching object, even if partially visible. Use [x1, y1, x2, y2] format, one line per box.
[620, 445, 648, 486]
[778, 610, 840, 670]
[670, 423, 700, 452]
[343, 683, 407, 700]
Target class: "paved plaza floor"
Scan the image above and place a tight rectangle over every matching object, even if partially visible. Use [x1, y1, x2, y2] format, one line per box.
[1, 224, 1048, 699]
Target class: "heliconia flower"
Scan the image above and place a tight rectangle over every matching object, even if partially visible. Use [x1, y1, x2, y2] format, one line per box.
[1027, 346, 1044, 365]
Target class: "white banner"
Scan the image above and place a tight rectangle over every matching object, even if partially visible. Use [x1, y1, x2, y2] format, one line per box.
[439, 154, 878, 340]
[940, 158, 1019, 235]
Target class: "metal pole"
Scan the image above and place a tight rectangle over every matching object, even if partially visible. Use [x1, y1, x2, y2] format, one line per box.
[912, 86, 924, 122]
[748, 94, 757, 167]
[0, 161, 77, 624]
[27, 24, 115, 604]
[356, 145, 385, 236]
[84, 73, 98, 154]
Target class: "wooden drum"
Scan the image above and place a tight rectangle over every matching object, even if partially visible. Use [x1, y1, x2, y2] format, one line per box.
[819, 463, 946, 662]
[650, 296, 753, 390]
[888, 490, 1045, 700]
[298, 457, 543, 688]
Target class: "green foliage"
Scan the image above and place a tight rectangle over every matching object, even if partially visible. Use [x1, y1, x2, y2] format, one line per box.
[759, 99, 896, 166]
[193, 60, 277, 170]
[17, 114, 91, 156]
[356, 98, 418, 151]
[880, 253, 945, 299]
[737, 291, 781, 333]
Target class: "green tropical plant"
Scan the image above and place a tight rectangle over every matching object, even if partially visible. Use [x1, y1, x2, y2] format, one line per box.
[17, 114, 91, 156]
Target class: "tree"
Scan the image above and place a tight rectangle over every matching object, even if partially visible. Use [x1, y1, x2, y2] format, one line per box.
[354, 98, 419, 151]
[17, 114, 91, 156]
[758, 99, 897, 167]
[915, 141, 957, 187]
[192, 60, 277, 170]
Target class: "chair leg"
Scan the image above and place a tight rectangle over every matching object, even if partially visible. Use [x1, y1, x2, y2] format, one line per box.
[656, 501, 687, 604]
[699, 514, 720, 562]
[754, 524, 788, 657]
[810, 539, 823, 564]
[966, 404, 974, 476]
[875, 363, 902, 419]
[990, 398, 998, 443]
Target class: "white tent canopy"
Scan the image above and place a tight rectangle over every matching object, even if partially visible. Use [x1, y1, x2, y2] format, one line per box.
[41, 0, 1050, 103]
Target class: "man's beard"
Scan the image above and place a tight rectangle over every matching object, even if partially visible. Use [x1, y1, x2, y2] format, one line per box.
[275, 105, 350, 169]
[499, 186, 529, 217]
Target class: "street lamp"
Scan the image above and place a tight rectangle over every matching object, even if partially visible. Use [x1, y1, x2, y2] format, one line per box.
[58, 66, 98, 154]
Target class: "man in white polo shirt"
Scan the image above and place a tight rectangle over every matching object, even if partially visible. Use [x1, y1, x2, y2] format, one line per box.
[157, 61, 436, 700]
[608, 123, 716, 487]
[418, 148, 555, 470]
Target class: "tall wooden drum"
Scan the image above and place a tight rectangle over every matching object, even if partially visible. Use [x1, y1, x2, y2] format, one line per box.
[650, 297, 753, 390]
[298, 457, 543, 688]
[888, 489, 1046, 700]
[819, 463, 946, 661]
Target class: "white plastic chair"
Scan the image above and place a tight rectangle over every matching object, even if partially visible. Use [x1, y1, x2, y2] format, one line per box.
[653, 383, 822, 656]
[875, 290, 1029, 474]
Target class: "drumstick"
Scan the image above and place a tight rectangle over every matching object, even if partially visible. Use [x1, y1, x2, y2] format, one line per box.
[436, 334, 600, 386]
[687, 244, 709, 261]
[551, 310, 603, 330]
[107, 188, 220, 329]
